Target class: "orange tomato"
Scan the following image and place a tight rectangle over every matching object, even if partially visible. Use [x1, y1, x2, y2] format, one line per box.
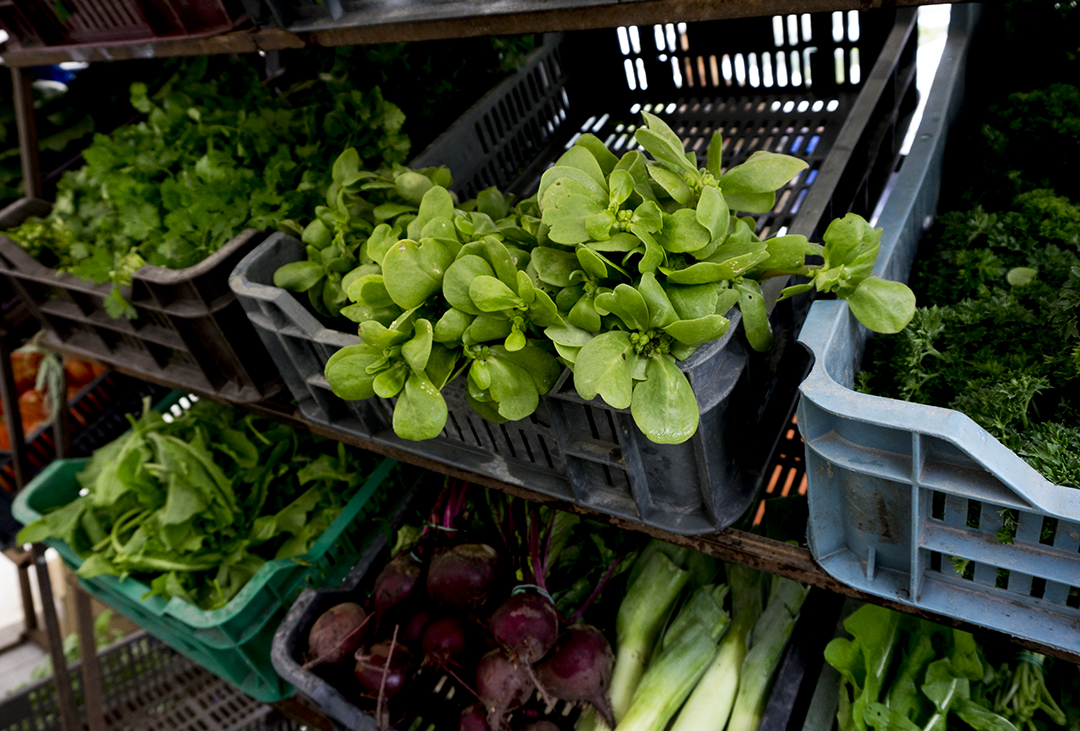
[64, 358, 96, 388]
[11, 351, 42, 394]
[18, 389, 49, 434]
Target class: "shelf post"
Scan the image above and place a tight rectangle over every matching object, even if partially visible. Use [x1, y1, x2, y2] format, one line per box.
[12, 67, 43, 200]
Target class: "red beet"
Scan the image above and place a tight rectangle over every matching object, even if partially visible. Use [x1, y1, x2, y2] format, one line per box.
[490, 592, 559, 664]
[403, 611, 432, 647]
[305, 602, 368, 668]
[521, 723, 560, 731]
[427, 543, 500, 611]
[373, 554, 423, 618]
[422, 617, 468, 666]
[354, 640, 414, 699]
[460, 703, 492, 731]
[535, 624, 615, 727]
[476, 649, 535, 730]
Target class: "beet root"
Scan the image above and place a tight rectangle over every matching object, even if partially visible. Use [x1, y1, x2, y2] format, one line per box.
[521, 722, 561, 731]
[427, 543, 500, 611]
[304, 602, 368, 668]
[476, 649, 535, 730]
[460, 703, 492, 731]
[422, 617, 468, 666]
[489, 591, 559, 664]
[373, 554, 423, 619]
[354, 640, 414, 700]
[535, 624, 615, 727]
[403, 611, 432, 648]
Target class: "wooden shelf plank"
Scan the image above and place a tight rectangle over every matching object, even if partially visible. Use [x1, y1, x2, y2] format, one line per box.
[0, 0, 958, 67]
[35, 342, 1080, 667]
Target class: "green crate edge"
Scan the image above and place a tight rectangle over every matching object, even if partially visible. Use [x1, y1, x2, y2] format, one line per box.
[12, 391, 398, 703]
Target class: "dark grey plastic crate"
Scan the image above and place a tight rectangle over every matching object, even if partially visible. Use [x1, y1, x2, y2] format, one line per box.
[231, 11, 919, 535]
[270, 490, 844, 731]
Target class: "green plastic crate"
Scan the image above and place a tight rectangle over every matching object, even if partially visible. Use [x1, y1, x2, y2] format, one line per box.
[12, 406, 397, 703]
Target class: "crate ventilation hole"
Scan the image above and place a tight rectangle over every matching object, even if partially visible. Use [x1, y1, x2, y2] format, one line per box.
[616, 11, 861, 93]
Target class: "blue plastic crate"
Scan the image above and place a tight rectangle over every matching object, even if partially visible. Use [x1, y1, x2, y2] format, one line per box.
[797, 4, 1080, 656]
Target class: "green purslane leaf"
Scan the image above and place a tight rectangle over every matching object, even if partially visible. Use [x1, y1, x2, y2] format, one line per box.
[630, 354, 699, 444]
[843, 276, 917, 334]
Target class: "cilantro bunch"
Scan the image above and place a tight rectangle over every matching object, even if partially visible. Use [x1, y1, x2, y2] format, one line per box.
[18, 398, 388, 611]
[5, 55, 409, 318]
[317, 114, 915, 446]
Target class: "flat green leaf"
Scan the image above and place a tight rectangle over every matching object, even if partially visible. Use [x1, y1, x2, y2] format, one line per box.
[656, 209, 712, 254]
[359, 320, 410, 349]
[443, 255, 496, 315]
[723, 189, 776, 213]
[373, 362, 408, 398]
[494, 343, 562, 395]
[332, 148, 361, 183]
[648, 164, 693, 205]
[484, 356, 539, 420]
[539, 166, 608, 207]
[588, 232, 641, 253]
[402, 319, 434, 373]
[393, 372, 448, 440]
[663, 314, 730, 346]
[346, 274, 395, 309]
[920, 659, 970, 731]
[366, 223, 401, 266]
[706, 131, 723, 178]
[274, 261, 324, 292]
[573, 330, 635, 408]
[631, 224, 666, 274]
[696, 185, 730, 240]
[470, 275, 522, 312]
[609, 169, 635, 207]
[466, 315, 513, 344]
[531, 246, 582, 287]
[545, 323, 594, 347]
[542, 181, 607, 245]
[843, 277, 916, 334]
[382, 239, 453, 309]
[735, 279, 773, 352]
[434, 308, 473, 343]
[324, 344, 381, 400]
[953, 698, 1017, 731]
[415, 186, 456, 229]
[667, 282, 719, 320]
[302, 219, 332, 249]
[595, 283, 650, 331]
[757, 234, 822, 273]
[638, 272, 678, 328]
[575, 134, 620, 175]
[721, 150, 807, 194]
[568, 293, 602, 332]
[630, 353, 698, 444]
[576, 246, 609, 279]
[587, 210, 617, 241]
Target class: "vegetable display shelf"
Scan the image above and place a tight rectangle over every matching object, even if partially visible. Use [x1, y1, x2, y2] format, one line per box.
[794, 5, 1080, 659]
[231, 8, 920, 537]
[270, 483, 846, 731]
[0, 0, 249, 50]
[10, 398, 400, 704]
[0, 631, 302, 731]
[0, 370, 173, 550]
[0, 198, 282, 405]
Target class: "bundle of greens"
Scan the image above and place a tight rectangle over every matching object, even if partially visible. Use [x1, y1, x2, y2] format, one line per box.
[825, 603, 1071, 731]
[316, 113, 916, 445]
[577, 541, 807, 731]
[5, 55, 409, 318]
[18, 398, 389, 610]
[859, 189, 1080, 489]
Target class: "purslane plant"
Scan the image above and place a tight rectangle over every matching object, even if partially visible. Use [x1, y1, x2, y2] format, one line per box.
[321, 113, 916, 445]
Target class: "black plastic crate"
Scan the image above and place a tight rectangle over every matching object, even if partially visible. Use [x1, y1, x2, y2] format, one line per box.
[0, 198, 281, 404]
[232, 11, 919, 536]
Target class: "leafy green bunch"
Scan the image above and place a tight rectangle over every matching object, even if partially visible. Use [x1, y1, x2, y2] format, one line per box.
[18, 398, 385, 610]
[6, 56, 409, 318]
[272, 148, 453, 319]
[825, 603, 1063, 731]
[320, 113, 915, 445]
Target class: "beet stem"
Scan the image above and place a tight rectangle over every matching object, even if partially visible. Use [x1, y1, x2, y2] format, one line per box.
[375, 624, 400, 731]
[301, 611, 373, 671]
[568, 555, 623, 625]
[441, 661, 482, 702]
